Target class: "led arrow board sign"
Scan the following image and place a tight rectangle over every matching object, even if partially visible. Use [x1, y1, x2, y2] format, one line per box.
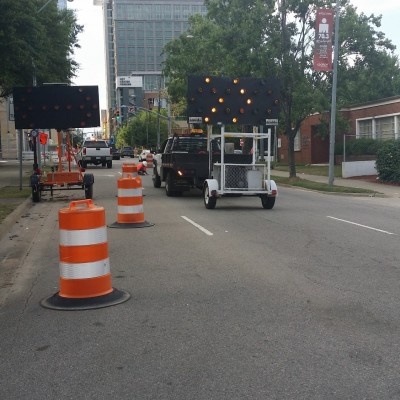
[187, 76, 280, 126]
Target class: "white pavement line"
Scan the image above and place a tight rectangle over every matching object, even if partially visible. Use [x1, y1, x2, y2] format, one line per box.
[181, 216, 214, 236]
[327, 216, 396, 235]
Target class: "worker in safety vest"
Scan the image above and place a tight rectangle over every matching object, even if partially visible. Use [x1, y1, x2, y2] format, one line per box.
[137, 161, 148, 175]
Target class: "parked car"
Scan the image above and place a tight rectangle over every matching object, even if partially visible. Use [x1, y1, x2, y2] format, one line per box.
[139, 149, 150, 161]
[120, 146, 134, 158]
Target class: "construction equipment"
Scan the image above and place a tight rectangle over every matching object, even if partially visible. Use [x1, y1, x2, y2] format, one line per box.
[30, 130, 94, 202]
[203, 126, 277, 209]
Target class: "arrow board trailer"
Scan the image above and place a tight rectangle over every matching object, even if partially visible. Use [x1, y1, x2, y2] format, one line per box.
[203, 126, 277, 209]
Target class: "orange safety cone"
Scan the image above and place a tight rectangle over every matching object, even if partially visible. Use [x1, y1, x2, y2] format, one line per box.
[122, 162, 138, 178]
[40, 199, 130, 310]
[145, 153, 154, 168]
[109, 174, 154, 228]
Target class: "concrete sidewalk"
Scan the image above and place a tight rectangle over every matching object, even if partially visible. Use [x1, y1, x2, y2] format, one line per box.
[271, 169, 400, 198]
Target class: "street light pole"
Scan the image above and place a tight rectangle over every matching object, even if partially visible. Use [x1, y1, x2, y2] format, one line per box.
[328, 0, 341, 186]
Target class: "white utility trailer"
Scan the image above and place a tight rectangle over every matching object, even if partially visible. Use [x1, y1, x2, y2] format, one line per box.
[203, 126, 277, 209]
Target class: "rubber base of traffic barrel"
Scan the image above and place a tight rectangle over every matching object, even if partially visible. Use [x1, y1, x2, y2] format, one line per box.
[40, 288, 131, 311]
[108, 221, 154, 228]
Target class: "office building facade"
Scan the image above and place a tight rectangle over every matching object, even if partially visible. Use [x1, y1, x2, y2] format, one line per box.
[96, 0, 205, 117]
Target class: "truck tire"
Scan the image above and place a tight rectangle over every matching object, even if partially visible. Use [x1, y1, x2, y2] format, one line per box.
[204, 183, 216, 209]
[261, 195, 275, 209]
[165, 173, 175, 197]
[107, 161, 112, 169]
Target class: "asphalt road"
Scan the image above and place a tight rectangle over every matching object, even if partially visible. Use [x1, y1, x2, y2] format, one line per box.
[0, 160, 400, 399]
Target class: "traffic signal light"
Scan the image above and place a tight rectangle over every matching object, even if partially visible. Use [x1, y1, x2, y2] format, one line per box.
[116, 109, 121, 124]
[187, 76, 280, 126]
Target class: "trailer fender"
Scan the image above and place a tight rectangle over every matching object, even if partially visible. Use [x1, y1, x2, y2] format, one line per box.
[264, 179, 278, 196]
[204, 179, 219, 197]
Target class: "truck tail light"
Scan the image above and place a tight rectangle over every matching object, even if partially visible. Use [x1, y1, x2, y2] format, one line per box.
[83, 148, 86, 155]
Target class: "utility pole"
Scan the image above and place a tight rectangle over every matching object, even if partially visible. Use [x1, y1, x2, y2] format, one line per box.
[156, 76, 162, 150]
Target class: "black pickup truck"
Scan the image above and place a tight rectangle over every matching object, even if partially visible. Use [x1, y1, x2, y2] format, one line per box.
[152, 135, 220, 196]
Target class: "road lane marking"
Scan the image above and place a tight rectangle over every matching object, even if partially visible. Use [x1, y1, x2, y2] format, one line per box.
[327, 216, 396, 235]
[181, 216, 213, 236]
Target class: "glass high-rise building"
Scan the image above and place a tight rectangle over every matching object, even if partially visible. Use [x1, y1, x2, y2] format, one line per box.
[96, 0, 206, 113]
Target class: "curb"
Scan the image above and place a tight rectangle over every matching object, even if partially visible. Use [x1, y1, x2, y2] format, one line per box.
[276, 183, 386, 197]
[0, 197, 32, 241]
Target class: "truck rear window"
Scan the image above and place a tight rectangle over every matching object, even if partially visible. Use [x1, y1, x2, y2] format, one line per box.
[172, 137, 219, 152]
[84, 141, 108, 148]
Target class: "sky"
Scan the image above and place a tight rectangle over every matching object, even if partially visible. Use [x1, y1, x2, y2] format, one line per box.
[70, 0, 400, 116]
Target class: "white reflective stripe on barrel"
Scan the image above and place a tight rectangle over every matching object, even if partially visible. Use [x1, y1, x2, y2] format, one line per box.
[59, 227, 108, 246]
[118, 204, 144, 214]
[118, 188, 142, 197]
[60, 258, 110, 279]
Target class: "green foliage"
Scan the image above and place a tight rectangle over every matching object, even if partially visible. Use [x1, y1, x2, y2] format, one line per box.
[162, 0, 400, 178]
[116, 110, 169, 149]
[0, 0, 82, 99]
[337, 137, 384, 156]
[376, 140, 400, 182]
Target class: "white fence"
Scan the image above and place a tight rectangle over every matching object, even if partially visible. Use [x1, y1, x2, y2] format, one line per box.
[342, 160, 377, 178]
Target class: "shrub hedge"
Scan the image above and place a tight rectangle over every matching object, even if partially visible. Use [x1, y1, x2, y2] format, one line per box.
[375, 140, 400, 182]
[335, 138, 385, 156]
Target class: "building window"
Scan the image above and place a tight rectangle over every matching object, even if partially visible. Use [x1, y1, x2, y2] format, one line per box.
[358, 116, 398, 139]
[358, 119, 373, 138]
[375, 116, 395, 139]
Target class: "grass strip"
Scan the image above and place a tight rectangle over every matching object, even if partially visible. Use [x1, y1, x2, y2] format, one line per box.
[271, 176, 377, 194]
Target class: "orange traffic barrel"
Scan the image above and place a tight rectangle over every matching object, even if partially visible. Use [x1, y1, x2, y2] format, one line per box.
[40, 199, 130, 310]
[145, 153, 154, 168]
[109, 174, 154, 229]
[122, 162, 137, 177]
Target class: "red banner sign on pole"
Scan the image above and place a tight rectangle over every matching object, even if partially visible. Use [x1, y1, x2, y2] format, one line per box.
[313, 8, 334, 72]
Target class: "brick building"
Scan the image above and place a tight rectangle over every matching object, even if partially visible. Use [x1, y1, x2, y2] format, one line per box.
[278, 96, 400, 164]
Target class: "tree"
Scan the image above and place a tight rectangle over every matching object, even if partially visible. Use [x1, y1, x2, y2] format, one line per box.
[116, 110, 169, 150]
[0, 0, 82, 99]
[162, 0, 400, 177]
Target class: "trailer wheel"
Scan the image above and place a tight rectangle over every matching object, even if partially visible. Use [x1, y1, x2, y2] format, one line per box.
[32, 186, 41, 203]
[30, 175, 41, 203]
[83, 173, 94, 199]
[85, 184, 93, 199]
[153, 172, 161, 188]
[204, 183, 216, 209]
[261, 195, 275, 209]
